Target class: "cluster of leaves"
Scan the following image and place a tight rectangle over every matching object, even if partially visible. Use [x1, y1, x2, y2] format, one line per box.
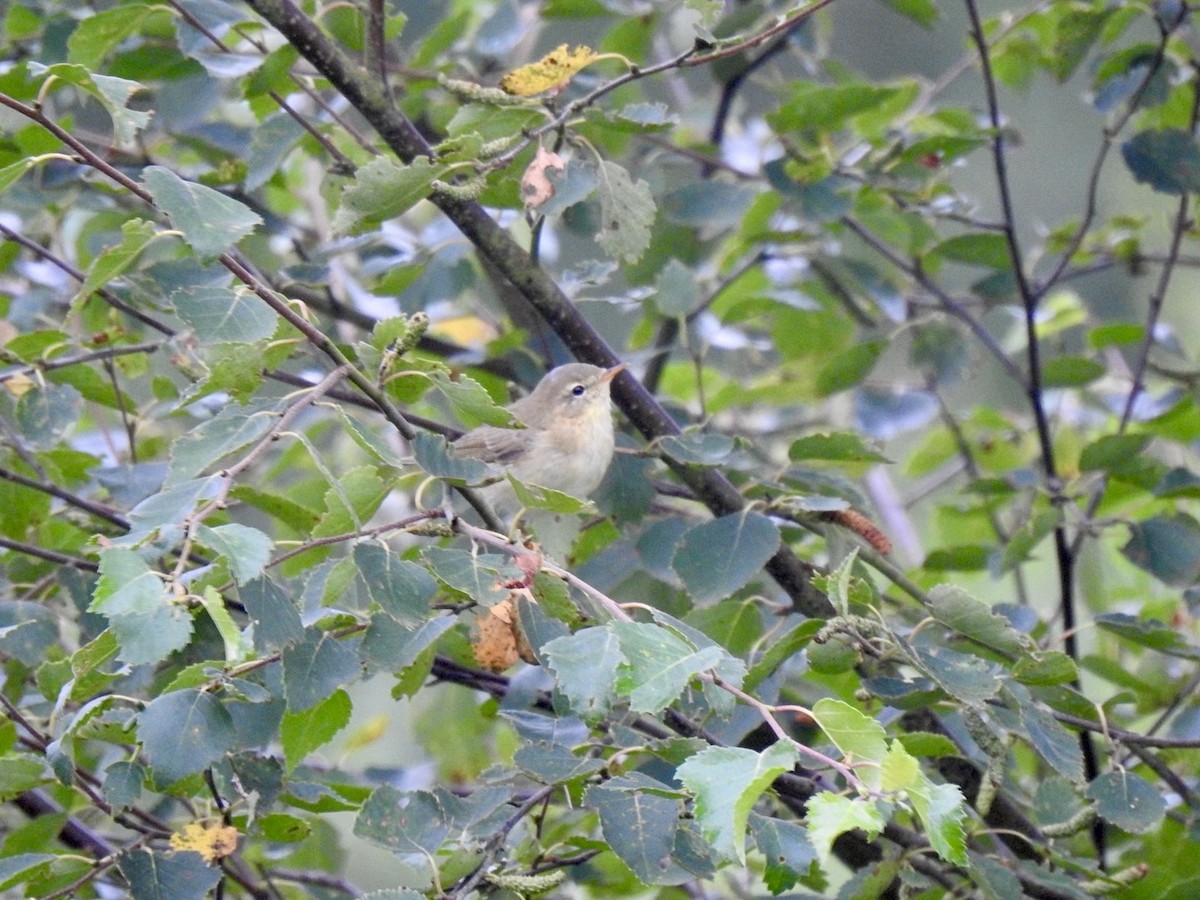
[2, 0, 1200, 897]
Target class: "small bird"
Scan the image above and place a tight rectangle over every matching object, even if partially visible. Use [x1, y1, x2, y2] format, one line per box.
[453, 362, 627, 517]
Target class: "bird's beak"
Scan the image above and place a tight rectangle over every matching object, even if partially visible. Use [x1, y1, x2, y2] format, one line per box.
[599, 362, 628, 384]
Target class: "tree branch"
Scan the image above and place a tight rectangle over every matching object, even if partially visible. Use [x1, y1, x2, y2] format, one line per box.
[242, 0, 830, 615]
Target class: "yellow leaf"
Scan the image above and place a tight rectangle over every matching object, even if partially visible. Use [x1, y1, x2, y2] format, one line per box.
[343, 714, 389, 753]
[430, 314, 497, 347]
[2, 373, 35, 397]
[169, 821, 240, 862]
[500, 44, 612, 97]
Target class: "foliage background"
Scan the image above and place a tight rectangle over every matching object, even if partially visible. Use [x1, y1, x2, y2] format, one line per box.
[2, 0, 1200, 897]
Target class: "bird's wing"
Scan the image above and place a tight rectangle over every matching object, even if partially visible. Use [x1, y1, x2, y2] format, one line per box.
[452, 426, 530, 465]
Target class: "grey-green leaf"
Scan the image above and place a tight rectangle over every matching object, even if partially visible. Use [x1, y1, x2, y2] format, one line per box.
[143, 166, 262, 259]
[15, 383, 83, 450]
[117, 849, 223, 900]
[354, 543, 437, 626]
[672, 511, 780, 606]
[173, 285, 279, 344]
[1123, 129, 1200, 195]
[586, 780, 692, 885]
[542, 627, 624, 719]
[282, 628, 362, 711]
[138, 689, 235, 784]
[1121, 514, 1200, 586]
[595, 159, 655, 264]
[1085, 770, 1165, 833]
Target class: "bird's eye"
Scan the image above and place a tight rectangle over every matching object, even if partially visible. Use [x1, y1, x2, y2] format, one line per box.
[571, 384, 586, 397]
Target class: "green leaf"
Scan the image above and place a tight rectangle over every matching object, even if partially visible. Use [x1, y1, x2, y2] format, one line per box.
[137, 689, 235, 785]
[882, 743, 967, 864]
[1123, 129, 1200, 195]
[595, 159, 655, 264]
[676, 742, 798, 865]
[143, 165, 263, 259]
[67, 5, 168, 67]
[538, 155, 600, 217]
[928, 233, 1012, 269]
[0, 157, 39, 199]
[90, 549, 193, 665]
[117, 849, 223, 900]
[1078, 433, 1151, 472]
[423, 547, 515, 606]
[612, 621, 726, 713]
[15, 383, 83, 450]
[1012, 651, 1078, 686]
[878, 0, 938, 25]
[586, 779, 693, 885]
[929, 584, 1028, 655]
[240, 575, 305, 653]
[804, 792, 886, 870]
[969, 852, 1024, 900]
[102, 760, 145, 810]
[1121, 514, 1200, 586]
[332, 156, 446, 234]
[660, 181, 756, 230]
[173, 285, 279, 344]
[654, 258, 702, 318]
[542, 626, 624, 719]
[282, 629, 362, 711]
[1095, 612, 1200, 660]
[1041, 356, 1104, 387]
[816, 340, 886, 396]
[197, 523, 272, 585]
[354, 543, 437, 627]
[515, 744, 606, 784]
[363, 613, 454, 672]
[810, 698, 887, 788]
[659, 432, 735, 465]
[31, 63, 152, 143]
[770, 82, 915, 133]
[788, 432, 890, 463]
[672, 511, 780, 606]
[505, 475, 596, 514]
[280, 688, 353, 772]
[749, 814, 817, 894]
[413, 431, 491, 482]
[0, 601, 57, 667]
[1016, 691, 1085, 782]
[353, 785, 448, 856]
[914, 779, 968, 864]
[73, 219, 158, 305]
[166, 400, 278, 487]
[198, 586, 252, 662]
[911, 643, 1001, 703]
[924, 545, 991, 571]
[610, 100, 680, 131]
[311, 466, 388, 539]
[1052, 6, 1110, 82]
[1085, 770, 1165, 834]
[429, 370, 513, 428]
[0, 854, 56, 893]
[744, 620, 823, 691]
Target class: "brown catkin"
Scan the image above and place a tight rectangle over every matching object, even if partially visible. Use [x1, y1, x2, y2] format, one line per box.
[823, 509, 892, 555]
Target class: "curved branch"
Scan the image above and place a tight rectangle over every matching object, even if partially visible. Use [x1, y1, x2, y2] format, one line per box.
[243, 0, 830, 615]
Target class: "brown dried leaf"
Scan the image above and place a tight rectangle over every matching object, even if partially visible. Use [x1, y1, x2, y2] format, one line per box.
[473, 599, 520, 671]
[521, 145, 565, 210]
